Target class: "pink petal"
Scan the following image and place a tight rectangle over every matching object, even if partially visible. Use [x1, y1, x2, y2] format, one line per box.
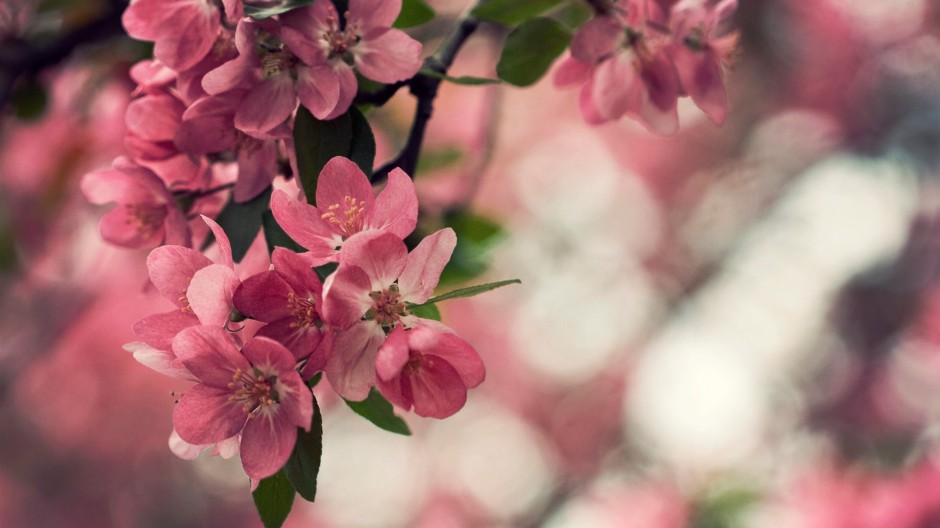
[321, 263, 373, 329]
[406, 356, 467, 419]
[296, 64, 341, 120]
[234, 271, 294, 322]
[163, 207, 193, 248]
[570, 16, 622, 63]
[240, 411, 296, 480]
[375, 325, 410, 382]
[126, 93, 184, 142]
[187, 264, 240, 327]
[337, 231, 408, 290]
[348, 0, 401, 30]
[234, 72, 296, 135]
[201, 215, 234, 269]
[355, 29, 422, 84]
[81, 167, 158, 205]
[325, 322, 386, 400]
[279, 0, 334, 65]
[321, 63, 358, 120]
[98, 204, 167, 248]
[234, 138, 279, 202]
[397, 228, 456, 304]
[133, 309, 199, 349]
[173, 325, 249, 387]
[123, 341, 194, 380]
[315, 157, 376, 222]
[270, 189, 337, 259]
[412, 326, 484, 388]
[241, 336, 298, 375]
[592, 53, 640, 121]
[369, 168, 417, 238]
[168, 429, 206, 460]
[257, 319, 329, 361]
[272, 247, 323, 297]
[672, 46, 727, 125]
[147, 245, 212, 308]
[635, 52, 681, 135]
[174, 384, 247, 445]
[553, 55, 593, 88]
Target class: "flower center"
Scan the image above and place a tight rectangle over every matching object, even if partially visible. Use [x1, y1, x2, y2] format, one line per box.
[228, 367, 279, 417]
[403, 352, 433, 375]
[261, 49, 294, 78]
[322, 11, 360, 59]
[287, 291, 319, 329]
[126, 203, 167, 239]
[365, 283, 408, 328]
[321, 195, 366, 237]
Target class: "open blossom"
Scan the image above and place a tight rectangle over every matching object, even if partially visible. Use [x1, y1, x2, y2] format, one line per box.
[321, 229, 456, 399]
[124, 216, 239, 379]
[233, 248, 333, 374]
[81, 157, 190, 248]
[375, 324, 484, 418]
[172, 326, 313, 480]
[122, 0, 223, 72]
[279, 0, 423, 119]
[271, 156, 418, 264]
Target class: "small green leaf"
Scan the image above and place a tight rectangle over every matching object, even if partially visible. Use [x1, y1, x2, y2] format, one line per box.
[439, 210, 504, 284]
[416, 146, 463, 174]
[394, 0, 435, 28]
[244, 0, 315, 19]
[206, 186, 272, 262]
[344, 388, 411, 435]
[496, 17, 572, 87]
[252, 470, 295, 528]
[306, 372, 323, 389]
[284, 396, 323, 502]
[419, 68, 502, 86]
[471, 0, 565, 26]
[419, 279, 521, 305]
[11, 78, 48, 121]
[348, 106, 377, 176]
[555, 2, 593, 29]
[409, 303, 441, 321]
[262, 210, 305, 255]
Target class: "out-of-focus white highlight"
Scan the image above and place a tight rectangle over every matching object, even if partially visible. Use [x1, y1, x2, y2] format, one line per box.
[628, 155, 917, 473]
[828, 0, 926, 43]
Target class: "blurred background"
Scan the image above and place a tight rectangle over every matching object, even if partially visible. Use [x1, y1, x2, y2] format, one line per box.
[4, 0, 940, 526]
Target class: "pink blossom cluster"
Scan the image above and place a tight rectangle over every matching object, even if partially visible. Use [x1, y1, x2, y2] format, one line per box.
[81, 0, 422, 248]
[123, 156, 484, 483]
[555, 0, 738, 134]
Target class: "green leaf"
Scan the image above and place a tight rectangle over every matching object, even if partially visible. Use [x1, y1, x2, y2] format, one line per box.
[416, 146, 463, 174]
[419, 68, 502, 86]
[394, 0, 435, 28]
[206, 186, 272, 262]
[306, 372, 323, 389]
[244, 0, 315, 19]
[284, 397, 323, 502]
[293, 105, 376, 202]
[11, 78, 47, 121]
[409, 303, 441, 321]
[262, 210, 305, 255]
[252, 470, 295, 528]
[344, 388, 411, 436]
[471, 0, 565, 26]
[496, 17, 572, 87]
[439, 210, 504, 284]
[314, 262, 338, 283]
[348, 106, 377, 176]
[418, 279, 521, 305]
[555, 2, 593, 29]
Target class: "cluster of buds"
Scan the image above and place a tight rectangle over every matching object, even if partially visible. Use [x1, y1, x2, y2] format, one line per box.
[555, 0, 739, 134]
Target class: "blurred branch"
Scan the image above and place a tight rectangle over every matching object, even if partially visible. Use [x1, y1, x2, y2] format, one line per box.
[0, 0, 128, 114]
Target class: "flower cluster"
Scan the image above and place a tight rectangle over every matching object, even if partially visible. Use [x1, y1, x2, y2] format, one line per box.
[82, 0, 422, 248]
[555, 0, 739, 134]
[123, 157, 485, 482]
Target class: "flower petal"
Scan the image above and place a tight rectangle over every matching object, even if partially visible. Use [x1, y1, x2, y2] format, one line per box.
[174, 384, 247, 445]
[369, 168, 417, 238]
[397, 228, 456, 303]
[325, 322, 386, 400]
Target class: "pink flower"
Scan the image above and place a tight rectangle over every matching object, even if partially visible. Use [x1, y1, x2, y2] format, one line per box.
[122, 0, 222, 72]
[555, 0, 683, 134]
[172, 326, 313, 480]
[124, 216, 239, 379]
[233, 248, 333, 374]
[375, 324, 484, 418]
[81, 157, 190, 248]
[669, 0, 738, 125]
[124, 91, 186, 162]
[270, 156, 418, 264]
[320, 229, 456, 399]
[278, 0, 423, 119]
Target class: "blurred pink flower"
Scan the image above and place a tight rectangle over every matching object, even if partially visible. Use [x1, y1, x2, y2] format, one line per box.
[172, 326, 312, 481]
[375, 323, 484, 418]
[270, 156, 418, 264]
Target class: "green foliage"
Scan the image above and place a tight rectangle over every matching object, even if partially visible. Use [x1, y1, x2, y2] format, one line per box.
[293, 105, 376, 204]
[252, 470, 295, 528]
[439, 210, 504, 284]
[11, 78, 48, 121]
[690, 486, 761, 528]
[206, 187, 272, 262]
[419, 68, 501, 86]
[314, 262, 338, 283]
[416, 146, 464, 174]
[496, 17, 572, 87]
[471, 0, 565, 26]
[262, 210, 305, 255]
[284, 397, 323, 502]
[244, 0, 315, 19]
[419, 279, 521, 305]
[409, 303, 442, 321]
[395, 0, 435, 28]
[344, 388, 412, 436]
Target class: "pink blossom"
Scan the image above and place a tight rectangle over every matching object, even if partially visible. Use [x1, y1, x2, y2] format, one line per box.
[233, 248, 333, 374]
[81, 157, 190, 249]
[270, 156, 418, 264]
[172, 326, 313, 480]
[375, 324, 484, 418]
[122, 0, 222, 72]
[320, 229, 456, 399]
[124, 91, 186, 162]
[278, 0, 423, 119]
[669, 0, 739, 124]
